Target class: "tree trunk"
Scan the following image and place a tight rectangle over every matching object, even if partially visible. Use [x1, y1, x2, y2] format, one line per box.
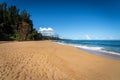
[18, 21, 29, 41]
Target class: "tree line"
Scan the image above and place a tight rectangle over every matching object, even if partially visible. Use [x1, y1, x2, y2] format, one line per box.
[0, 2, 59, 41]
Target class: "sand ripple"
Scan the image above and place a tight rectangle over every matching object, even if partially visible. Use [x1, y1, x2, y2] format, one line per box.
[0, 41, 120, 80]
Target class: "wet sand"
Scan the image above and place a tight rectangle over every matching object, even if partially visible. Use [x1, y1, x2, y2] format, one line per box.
[0, 41, 120, 80]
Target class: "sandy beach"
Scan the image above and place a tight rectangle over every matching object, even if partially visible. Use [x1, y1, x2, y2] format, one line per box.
[0, 41, 120, 80]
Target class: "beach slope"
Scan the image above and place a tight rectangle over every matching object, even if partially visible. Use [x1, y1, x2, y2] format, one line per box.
[0, 41, 120, 80]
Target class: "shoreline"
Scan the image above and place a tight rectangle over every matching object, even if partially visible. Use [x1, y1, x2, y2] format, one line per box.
[80, 48, 120, 60]
[54, 41, 120, 60]
[0, 41, 120, 80]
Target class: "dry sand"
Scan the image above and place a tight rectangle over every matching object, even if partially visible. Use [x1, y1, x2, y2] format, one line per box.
[0, 41, 120, 80]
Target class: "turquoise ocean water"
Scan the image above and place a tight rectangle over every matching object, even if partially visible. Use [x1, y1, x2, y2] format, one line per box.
[56, 40, 120, 59]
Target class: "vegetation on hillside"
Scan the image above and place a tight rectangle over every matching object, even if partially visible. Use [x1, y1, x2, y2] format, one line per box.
[0, 2, 59, 41]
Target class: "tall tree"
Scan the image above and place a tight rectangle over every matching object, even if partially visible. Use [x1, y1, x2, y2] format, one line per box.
[18, 10, 33, 40]
[0, 2, 33, 41]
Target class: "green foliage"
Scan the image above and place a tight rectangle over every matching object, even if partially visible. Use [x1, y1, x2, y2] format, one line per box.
[9, 34, 20, 40]
[0, 2, 60, 41]
[0, 2, 34, 41]
[20, 10, 30, 21]
[42, 36, 60, 40]
[27, 29, 43, 40]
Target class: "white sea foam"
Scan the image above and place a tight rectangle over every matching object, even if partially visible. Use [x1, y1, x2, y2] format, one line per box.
[100, 50, 120, 56]
[55, 41, 120, 56]
[74, 45, 120, 55]
[74, 45, 103, 51]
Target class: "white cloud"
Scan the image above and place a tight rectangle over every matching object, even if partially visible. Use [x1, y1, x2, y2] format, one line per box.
[39, 27, 53, 32]
[85, 35, 91, 40]
[47, 28, 53, 31]
[39, 27, 58, 37]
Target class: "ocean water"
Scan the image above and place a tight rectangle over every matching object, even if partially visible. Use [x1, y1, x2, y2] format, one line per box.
[55, 40, 120, 58]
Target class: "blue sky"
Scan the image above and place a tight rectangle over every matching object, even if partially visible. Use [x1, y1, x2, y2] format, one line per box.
[0, 0, 120, 40]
